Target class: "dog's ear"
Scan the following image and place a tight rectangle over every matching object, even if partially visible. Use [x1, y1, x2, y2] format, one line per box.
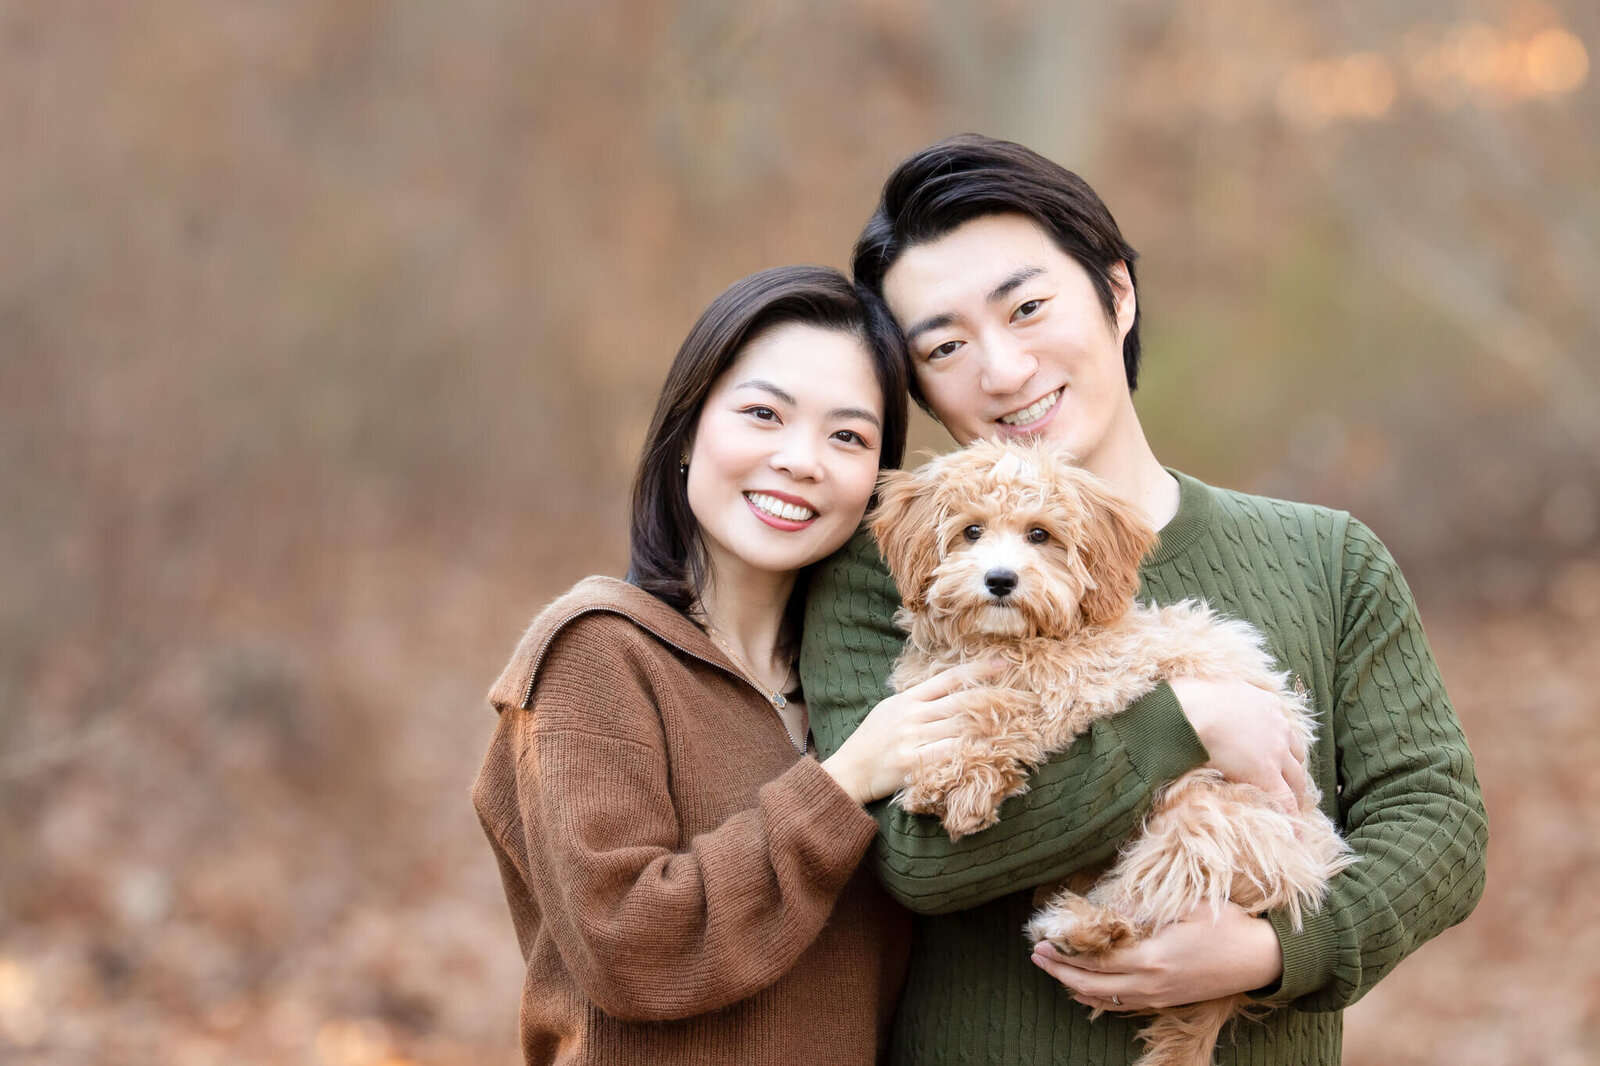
[1072, 473, 1157, 627]
[869, 466, 946, 611]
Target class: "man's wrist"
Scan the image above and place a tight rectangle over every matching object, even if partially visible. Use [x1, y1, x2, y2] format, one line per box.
[1107, 681, 1208, 786]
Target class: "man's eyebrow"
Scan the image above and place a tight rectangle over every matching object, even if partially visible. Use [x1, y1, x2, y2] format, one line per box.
[733, 379, 797, 406]
[987, 266, 1045, 304]
[902, 267, 1046, 345]
[903, 312, 956, 345]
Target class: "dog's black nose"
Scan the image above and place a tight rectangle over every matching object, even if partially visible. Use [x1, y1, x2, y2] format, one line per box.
[984, 569, 1018, 598]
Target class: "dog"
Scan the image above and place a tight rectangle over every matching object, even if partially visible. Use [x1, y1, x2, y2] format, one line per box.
[869, 439, 1354, 1066]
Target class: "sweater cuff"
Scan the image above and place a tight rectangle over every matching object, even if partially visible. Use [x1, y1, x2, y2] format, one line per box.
[1258, 904, 1341, 1004]
[1106, 682, 1208, 788]
[765, 756, 881, 868]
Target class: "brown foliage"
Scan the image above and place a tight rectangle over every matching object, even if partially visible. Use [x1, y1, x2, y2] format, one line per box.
[2, 1, 1597, 1062]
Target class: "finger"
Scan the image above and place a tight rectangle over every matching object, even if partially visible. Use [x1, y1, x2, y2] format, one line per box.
[906, 658, 1005, 702]
[1031, 940, 1131, 975]
[911, 735, 963, 770]
[1072, 993, 1139, 1014]
[1282, 756, 1310, 806]
[1270, 781, 1298, 819]
[914, 682, 1009, 725]
[1030, 949, 1139, 1011]
[1029, 945, 1087, 990]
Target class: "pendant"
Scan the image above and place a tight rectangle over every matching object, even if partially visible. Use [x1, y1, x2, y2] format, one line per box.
[771, 693, 787, 709]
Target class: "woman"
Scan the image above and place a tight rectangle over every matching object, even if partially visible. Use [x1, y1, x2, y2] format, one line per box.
[473, 266, 993, 1064]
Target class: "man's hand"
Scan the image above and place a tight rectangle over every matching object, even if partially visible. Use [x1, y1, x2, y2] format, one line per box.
[1168, 676, 1307, 816]
[1030, 903, 1283, 1011]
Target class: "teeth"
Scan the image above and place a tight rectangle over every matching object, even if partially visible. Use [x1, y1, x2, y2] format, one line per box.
[999, 389, 1061, 426]
[747, 492, 816, 522]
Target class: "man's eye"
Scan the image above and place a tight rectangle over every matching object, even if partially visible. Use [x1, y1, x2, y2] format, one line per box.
[1026, 527, 1050, 544]
[963, 524, 983, 542]
[929, 340, 962, 360]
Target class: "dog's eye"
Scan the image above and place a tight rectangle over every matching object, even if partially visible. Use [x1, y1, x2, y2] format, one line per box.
[1026, 527, 1050, 544]
[963, 524, 983, 542]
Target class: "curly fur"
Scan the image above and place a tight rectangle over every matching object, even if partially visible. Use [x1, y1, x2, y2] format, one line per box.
[870, 439, 1355, 1066]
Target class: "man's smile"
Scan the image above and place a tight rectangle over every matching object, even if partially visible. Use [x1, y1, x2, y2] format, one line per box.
[998, 387, 1063, 428]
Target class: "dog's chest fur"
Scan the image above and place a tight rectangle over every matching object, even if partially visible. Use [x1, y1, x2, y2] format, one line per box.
[891, 601, 1235, 738]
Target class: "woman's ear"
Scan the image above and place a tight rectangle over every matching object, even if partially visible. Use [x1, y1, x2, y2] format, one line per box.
[869, 466, 945, 611]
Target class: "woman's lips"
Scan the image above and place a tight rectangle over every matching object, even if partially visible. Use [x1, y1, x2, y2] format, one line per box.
[744, 491, 819, 530]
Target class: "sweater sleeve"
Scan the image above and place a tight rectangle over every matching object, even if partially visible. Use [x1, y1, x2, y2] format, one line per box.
[1262, 517, 1488, 1009]
[491, 614, 880, 1022]
[799, 528, 1209, 914]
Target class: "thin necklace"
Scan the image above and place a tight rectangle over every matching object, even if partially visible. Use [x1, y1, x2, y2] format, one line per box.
[702, 623, 807, 753]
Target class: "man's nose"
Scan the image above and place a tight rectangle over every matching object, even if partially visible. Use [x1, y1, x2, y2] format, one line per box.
[978, 332, 1037, 395]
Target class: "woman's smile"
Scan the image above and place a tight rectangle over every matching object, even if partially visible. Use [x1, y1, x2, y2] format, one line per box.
[744, 490, 819, 529]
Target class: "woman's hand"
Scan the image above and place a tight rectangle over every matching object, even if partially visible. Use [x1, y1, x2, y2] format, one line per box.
[1168, 676, 1308, 816]
[821, 659, 1002, 806]
[1030, 903, 1283, 1011]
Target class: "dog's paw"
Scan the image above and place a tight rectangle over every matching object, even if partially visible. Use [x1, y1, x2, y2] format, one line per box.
[1029, 894, 1138, 958]
[893, 780, 946, 817]
[934, 771, 1004, 838]
[940, 802, 1001, 841]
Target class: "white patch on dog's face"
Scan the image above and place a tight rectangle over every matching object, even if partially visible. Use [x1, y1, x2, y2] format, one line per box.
[926, 513, 1090, 639]
[965, 532, 1033, 635]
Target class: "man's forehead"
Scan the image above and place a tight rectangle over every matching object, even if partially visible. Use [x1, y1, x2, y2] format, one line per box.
[883, 215, 1060, 319]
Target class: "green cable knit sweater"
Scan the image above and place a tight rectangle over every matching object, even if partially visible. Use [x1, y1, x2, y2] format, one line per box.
[799, 469, 1487, 1065]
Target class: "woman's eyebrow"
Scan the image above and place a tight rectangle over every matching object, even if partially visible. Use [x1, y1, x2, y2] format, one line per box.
[736, 380, 880, 428]
[831, 406, 881, 428]
[734, 379, 797, 405]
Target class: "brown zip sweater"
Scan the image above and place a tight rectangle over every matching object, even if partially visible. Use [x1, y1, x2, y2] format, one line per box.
[473, 576, 911, 1065]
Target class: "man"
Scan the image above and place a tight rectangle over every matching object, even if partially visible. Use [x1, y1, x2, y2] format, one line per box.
[799, 135, 1487, 1065]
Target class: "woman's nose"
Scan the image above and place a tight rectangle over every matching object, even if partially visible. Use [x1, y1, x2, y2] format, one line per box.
[771, 434, 823, 479]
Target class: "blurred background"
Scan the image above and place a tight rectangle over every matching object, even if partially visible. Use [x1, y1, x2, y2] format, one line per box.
[2, 1, 1596, 1063]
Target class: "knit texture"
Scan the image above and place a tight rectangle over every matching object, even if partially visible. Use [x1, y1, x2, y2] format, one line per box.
[799, 470, 1488, 1065]
[475, 576, 912, 1065]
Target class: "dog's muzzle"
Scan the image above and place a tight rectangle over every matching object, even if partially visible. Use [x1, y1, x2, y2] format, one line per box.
[984, 568, 1018, 599]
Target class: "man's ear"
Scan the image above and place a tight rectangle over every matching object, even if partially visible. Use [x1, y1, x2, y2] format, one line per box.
[1109, 260, 1136, 338]
[868, 466, 946, 611]
[1070, 471, 1156, 628]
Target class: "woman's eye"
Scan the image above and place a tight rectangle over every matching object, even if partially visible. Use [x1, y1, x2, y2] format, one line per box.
[832, 429, 866, 446]
[745, 406, 779, 421]
[928, 339, 962, 360]
[1027, 527, 1050, 544]
[1015, 299, 1043, 319]
[963, 524, 983, 542]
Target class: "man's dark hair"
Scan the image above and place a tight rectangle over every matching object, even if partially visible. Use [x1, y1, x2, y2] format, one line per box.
[852, 134, 1143, 400]
[628, 265, 909, 613]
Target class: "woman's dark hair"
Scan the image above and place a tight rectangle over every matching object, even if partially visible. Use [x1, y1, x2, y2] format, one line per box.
[852, 134, 1143, 403]
[628, 265, 909, 613]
